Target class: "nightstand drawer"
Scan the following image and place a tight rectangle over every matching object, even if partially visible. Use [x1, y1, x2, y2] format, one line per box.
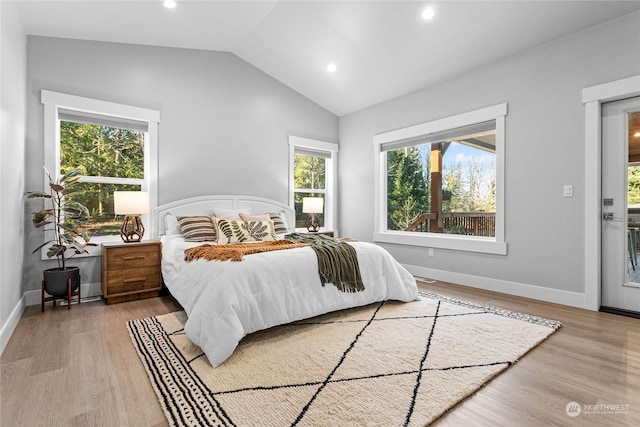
[106, 245, 160, 269]
[106, 267, 161, 294]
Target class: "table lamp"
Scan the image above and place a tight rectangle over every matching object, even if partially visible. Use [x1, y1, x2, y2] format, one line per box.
[114, 191, 149, 243]
[302, 197, 323, 232]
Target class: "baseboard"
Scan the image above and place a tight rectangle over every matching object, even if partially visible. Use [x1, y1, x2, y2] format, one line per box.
[0, 294, 26, 357]
[24, 282, 103, 307]
[405, 264, 588, 310]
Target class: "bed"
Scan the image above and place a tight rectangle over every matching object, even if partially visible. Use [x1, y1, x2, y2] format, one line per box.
[152, 195, 419, 367]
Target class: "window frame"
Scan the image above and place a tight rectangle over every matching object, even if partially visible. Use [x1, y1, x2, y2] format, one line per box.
[373, 103, 507, 255]
[288, 135, 338, 233]
[41, 90, 160, 256]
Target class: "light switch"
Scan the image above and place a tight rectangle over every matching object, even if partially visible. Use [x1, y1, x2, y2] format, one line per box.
[563, 185, 573, 198]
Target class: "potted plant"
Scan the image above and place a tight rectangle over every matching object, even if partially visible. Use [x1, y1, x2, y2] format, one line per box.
[26, 167, 95, 298]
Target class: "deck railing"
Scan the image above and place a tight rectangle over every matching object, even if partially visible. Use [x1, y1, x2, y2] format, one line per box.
[404, 212, 496, 237]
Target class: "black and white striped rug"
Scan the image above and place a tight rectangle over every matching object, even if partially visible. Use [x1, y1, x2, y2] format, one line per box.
[127, 292, 560, 426]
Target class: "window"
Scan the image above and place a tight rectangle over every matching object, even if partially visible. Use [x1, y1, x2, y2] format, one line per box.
[42, 90, 159, 250]
[373, 103, 507, 255]
[289, 136, 338, 231]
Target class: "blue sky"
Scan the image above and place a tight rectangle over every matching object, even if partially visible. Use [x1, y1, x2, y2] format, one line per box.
[414, 142, 496, 200]
[417, 142, 494, 170]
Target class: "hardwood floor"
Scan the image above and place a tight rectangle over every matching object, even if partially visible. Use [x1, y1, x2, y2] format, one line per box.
[418, 279, 640, 427]
[0, 295, 181, 427]
[1, 279, 639, 426]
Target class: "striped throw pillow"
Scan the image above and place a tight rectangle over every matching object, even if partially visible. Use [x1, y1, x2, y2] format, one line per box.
[177, 216, 216, 242]
[269, 212, 290, 234]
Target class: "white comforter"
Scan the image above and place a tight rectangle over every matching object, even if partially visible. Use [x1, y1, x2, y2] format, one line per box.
[160, 235, 419, 367]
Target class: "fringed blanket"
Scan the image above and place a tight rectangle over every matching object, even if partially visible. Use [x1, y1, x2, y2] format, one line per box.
[285, 233, 364, 293]
[184, 240, 309, 262]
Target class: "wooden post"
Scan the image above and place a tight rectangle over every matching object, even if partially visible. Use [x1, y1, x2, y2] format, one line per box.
[430, 144, 443, 233]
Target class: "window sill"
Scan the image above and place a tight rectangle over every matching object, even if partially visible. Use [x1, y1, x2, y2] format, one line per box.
[373, 231, 507, 255]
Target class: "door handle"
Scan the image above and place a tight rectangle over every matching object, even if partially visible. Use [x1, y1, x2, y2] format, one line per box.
[603, 212, 623, 221]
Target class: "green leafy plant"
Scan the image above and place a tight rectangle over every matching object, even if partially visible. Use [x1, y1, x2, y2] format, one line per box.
[26, 167, 96, 269]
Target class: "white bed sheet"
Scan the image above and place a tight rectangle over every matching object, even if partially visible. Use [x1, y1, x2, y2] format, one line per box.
[161, 235, 419, 367]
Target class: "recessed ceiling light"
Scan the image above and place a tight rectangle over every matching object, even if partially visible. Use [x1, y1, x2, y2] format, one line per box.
[327, 63, 337, 73]
[635, 132, 640, 138]
[421, 6, 435, 20]
[164, 0, 177, 9]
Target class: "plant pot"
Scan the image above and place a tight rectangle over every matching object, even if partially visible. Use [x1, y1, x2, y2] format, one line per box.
[43, 267, 80, 298]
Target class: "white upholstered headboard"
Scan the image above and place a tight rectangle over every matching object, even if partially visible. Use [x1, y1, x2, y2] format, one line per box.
[151, 195, 295, 238]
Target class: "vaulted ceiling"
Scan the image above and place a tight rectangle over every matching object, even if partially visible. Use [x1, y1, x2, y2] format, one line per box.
[10, 0, 640, 116]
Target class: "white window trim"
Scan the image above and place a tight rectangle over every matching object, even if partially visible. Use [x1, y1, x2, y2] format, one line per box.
[288, 135, 339, 233]
[41, 90, 160, 257]
[373, 103, 508, 255]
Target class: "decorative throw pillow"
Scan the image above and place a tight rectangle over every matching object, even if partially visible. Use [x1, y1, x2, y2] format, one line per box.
[177, 215, 217, 242]
[244, 220, 277, 242]
[268, 212, 290, 235]
[241, 212, 289, 235]
[214, 218, 277, 244]
[239, 213, 271, 222]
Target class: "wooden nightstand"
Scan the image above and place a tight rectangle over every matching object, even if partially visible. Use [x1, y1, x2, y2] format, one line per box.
[101, 240, 162, 304]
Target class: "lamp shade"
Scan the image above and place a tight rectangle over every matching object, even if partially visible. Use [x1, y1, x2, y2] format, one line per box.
[114, 191, 149, 215]
[302, 197, 324, 214]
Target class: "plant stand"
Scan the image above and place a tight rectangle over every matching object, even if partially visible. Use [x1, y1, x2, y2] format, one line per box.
[41, 277, 81, 312]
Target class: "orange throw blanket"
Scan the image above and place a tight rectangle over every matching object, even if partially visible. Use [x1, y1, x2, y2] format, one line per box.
[184, 240, 309, 262]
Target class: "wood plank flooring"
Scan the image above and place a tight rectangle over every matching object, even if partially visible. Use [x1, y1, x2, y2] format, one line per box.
[419, 279, 640, 427]
[1, 279, 639, 426]
[1, 295, 181, 426]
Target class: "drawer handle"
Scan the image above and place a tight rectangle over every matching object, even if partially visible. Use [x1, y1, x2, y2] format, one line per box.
[123, 278, 146, 284]
[122, 255, 146, 261]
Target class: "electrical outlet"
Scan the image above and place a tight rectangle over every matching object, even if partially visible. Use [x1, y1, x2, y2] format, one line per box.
[428, 248, 434, 257]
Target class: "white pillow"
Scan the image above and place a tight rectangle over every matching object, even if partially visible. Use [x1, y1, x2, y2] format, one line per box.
[239, 213, 271, 222]
[212, 208, 251, 218]
[164, 214, 182, 236]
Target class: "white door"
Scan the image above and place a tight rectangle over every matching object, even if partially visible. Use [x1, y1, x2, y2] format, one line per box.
[601, 96, 640, 313]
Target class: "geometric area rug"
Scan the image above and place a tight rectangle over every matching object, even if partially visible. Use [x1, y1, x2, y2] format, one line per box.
[127, 292, 561, 426]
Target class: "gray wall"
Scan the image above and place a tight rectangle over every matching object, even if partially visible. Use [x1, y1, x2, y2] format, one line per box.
[0, 2, 27, 352]
[24, 37, 338, 295]
[338, 11, 640, 300]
